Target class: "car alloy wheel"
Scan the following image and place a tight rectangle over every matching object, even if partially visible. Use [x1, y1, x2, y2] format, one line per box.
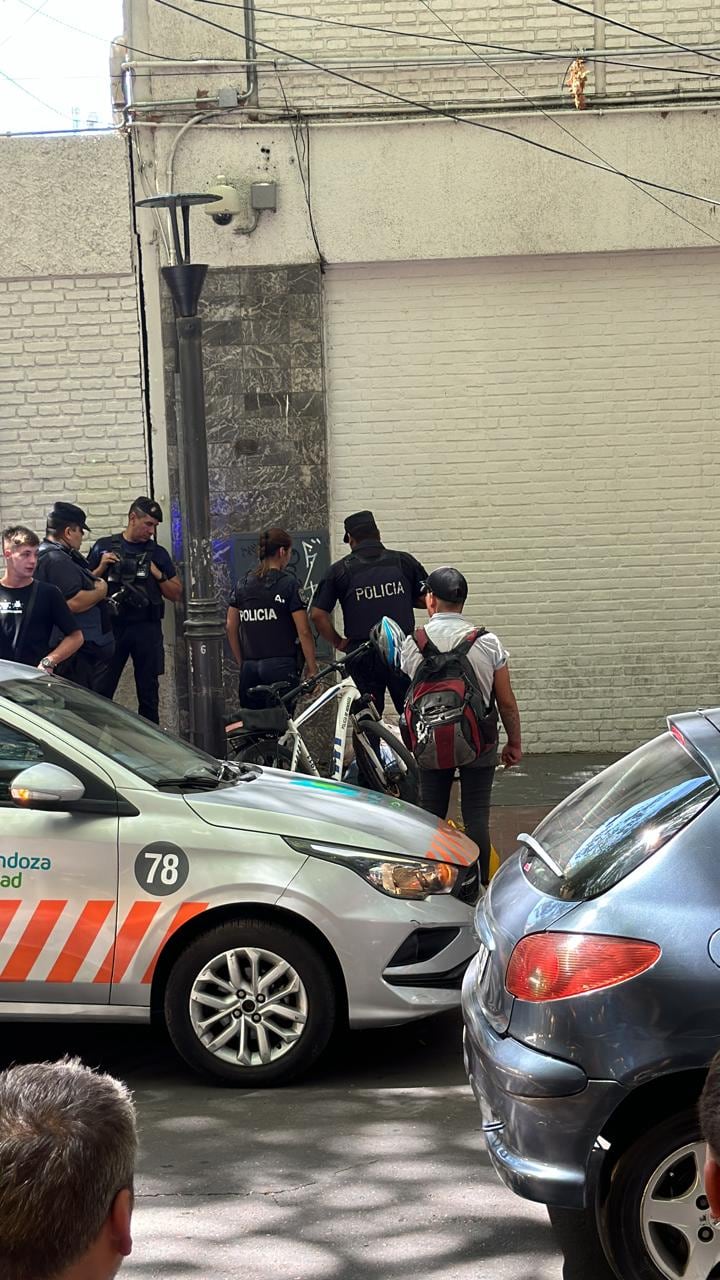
[602, 1109, 720, 1280]
[165, 918, 337, 1085]
[640, 1140, 719, 1280]
[190, 945, 308, 1068]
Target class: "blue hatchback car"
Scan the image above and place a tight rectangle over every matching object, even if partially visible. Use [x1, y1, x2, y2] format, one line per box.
[462, 711, 720, 1280]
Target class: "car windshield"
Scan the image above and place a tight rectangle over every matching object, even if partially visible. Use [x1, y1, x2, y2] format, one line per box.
[522, 732, 718, 900]
[0, 676, 225, 787]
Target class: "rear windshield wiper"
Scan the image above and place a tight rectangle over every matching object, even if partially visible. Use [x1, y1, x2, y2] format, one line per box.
[518, 833, 565, 879]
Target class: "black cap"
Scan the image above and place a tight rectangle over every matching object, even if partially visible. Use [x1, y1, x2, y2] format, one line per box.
[343, 509, 378, 543]
[425, 566, 468, 604]
[47, 501, 90, 532]
[131, 496, 163, 523]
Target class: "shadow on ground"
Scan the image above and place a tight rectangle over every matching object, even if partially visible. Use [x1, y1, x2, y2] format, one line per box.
[2, 1013, 615, 1280]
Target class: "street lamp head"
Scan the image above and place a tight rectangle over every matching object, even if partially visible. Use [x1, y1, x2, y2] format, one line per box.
[135, 191, 221, 266]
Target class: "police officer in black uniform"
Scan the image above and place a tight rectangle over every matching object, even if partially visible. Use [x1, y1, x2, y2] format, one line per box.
[35, 500, 114, 692]
[311, 510, 427, 712]
[86, 497, 182, 723]
[226, 527, 318, 708]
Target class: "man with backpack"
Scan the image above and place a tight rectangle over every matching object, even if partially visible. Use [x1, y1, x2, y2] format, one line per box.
[311, 510, 427, 712]
[400, 566, 522, 885]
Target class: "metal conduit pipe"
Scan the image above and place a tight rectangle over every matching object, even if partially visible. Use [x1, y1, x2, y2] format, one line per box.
[123, 43, 720, 73]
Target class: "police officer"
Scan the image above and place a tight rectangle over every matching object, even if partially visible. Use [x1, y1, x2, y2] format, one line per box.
[35, 501, 114, 693]
[311, 510, 427, 712]
[87, 497, 182, 723]
[226, 527, 318, 708]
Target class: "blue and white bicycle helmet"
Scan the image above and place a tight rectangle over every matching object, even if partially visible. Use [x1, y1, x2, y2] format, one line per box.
[370, 616, 406, 669]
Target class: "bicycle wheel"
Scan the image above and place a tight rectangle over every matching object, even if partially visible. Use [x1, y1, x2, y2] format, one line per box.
[352, 720, 419, 805]
[230, 738, 293, 770]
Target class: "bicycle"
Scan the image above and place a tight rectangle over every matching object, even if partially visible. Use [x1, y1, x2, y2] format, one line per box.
[226, 641, 420, 805]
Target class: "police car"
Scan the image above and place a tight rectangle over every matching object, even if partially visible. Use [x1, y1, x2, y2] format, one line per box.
[0, 662, 479, 1085]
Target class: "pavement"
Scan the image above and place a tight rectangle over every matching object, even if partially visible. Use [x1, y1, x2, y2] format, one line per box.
[2, 1013, 616, 1280]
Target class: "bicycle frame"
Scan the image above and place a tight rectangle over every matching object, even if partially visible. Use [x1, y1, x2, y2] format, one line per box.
[280, 675, 373, 781]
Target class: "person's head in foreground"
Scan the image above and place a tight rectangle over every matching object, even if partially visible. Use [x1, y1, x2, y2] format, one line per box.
[700, 1048, 720, 1218]
[0, 1057, 137, 1280]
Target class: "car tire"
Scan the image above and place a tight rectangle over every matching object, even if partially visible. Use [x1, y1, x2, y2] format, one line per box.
[601, 1108, 719, 1280]
[164, 918, 337, 1086]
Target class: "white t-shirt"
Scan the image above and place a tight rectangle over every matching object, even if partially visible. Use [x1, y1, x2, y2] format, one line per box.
[400, 613, 508, 706]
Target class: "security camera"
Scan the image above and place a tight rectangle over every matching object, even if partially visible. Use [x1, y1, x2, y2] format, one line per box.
[203, 176, 242, 225]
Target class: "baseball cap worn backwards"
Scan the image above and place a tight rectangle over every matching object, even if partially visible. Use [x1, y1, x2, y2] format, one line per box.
[132, 496, 163, 522]
[343, 510, 377, 543]
[425, 566, 468, 604]
[48, 501, 90, 532]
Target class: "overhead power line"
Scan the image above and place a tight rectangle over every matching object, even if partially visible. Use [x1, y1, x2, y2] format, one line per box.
[414, 0, 720, 246]
[149, 0, 720, 212]
[546, 0, 720, 67]
[0, 64, 71, 120]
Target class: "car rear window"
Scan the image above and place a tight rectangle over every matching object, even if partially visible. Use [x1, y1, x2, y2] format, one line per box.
[521, 732, 717, 900]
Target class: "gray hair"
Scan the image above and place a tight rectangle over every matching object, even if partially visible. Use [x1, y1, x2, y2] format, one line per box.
[0, 1057, 137, 1280]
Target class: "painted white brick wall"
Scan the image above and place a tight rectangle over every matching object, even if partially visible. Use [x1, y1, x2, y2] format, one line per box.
[0, 274, 148, 540]
[149, 0, 720, 112]
[324, 250, 720, 752]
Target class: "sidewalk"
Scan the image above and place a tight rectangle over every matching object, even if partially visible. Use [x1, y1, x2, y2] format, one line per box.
[451, 752, 622, 860]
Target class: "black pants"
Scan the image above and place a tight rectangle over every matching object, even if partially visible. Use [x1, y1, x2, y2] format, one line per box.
[98, 621, 164, 723]
[419, 763, 496, 884]
[57, 640, 115, 695]
[239, 656, 300, 711]
[346, 644, 410, 714]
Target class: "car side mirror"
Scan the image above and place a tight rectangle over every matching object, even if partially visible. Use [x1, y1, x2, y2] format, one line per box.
[10, 764, 85, 808]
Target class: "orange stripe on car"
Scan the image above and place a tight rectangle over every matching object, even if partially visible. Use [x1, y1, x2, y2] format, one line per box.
[93, 901, 160, 985]
[0, 900, 21, 942]
[0, 900, 67, 982]
[46, 900, 115, 984]
[140, 902, 209, 985]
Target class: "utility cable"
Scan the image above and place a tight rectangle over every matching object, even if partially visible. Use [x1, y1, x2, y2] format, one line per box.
[414, 0, 720, 247]
[546, 0, 720, 67]
[0, 0, 51, 50]
[275, 70, 326, 267]
[0, 64, 72, 120]
[149, 0, 720, 211]
[12, 0, 182, 63]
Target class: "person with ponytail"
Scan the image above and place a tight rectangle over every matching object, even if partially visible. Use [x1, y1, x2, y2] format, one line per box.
[226, 527, 318, 708]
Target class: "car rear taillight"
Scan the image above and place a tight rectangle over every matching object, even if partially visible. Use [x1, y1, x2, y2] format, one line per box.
[505, 932, 661, 1002]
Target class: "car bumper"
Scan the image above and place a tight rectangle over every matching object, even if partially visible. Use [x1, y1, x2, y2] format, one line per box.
[462, 966, 626, 1209]
[278, 858, 478, 1027]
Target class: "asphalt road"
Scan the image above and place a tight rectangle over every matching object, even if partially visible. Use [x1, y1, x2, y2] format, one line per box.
[2, 1012, 616, 1280]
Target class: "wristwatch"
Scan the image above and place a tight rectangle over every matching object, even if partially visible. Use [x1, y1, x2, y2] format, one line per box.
[40, 658, 56, 672]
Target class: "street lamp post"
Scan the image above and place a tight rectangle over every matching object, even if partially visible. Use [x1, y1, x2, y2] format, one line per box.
[136, 192, 226, 758]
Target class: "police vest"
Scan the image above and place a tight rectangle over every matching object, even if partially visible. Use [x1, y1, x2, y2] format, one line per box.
[234, 571, 299, 661]
[339, 550, 416, 639]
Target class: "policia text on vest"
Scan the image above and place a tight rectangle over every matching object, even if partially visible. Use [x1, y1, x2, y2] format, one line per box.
[311, 511, 427, 715]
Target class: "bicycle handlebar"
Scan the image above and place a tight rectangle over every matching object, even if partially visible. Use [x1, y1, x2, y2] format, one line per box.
[248, 640, 374, 705]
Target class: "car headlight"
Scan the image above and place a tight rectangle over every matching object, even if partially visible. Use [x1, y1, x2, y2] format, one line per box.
[285, 837, 458, 899]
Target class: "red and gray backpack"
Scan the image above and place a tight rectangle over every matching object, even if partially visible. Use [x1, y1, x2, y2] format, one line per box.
[401, 628, 498, 770]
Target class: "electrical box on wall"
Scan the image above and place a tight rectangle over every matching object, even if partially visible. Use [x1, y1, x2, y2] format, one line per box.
[251, 181, 277, 211]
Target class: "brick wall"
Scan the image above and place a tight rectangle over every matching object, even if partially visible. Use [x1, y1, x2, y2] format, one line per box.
[324, 249, 720, 752]
[0, 274, 147, 536]
[147, 0, 720, 114]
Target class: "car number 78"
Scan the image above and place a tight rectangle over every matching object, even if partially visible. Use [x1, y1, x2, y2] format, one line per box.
[144, 850, 180, 886]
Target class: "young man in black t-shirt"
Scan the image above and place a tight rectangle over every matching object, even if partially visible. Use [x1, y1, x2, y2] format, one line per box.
[0, 526, 83, 673]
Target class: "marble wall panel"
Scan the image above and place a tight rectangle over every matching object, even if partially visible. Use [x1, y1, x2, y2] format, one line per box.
[160, 263, 329, 735]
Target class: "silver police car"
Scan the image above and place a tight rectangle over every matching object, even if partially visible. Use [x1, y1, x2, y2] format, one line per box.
[0, 662, 478, 1086]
